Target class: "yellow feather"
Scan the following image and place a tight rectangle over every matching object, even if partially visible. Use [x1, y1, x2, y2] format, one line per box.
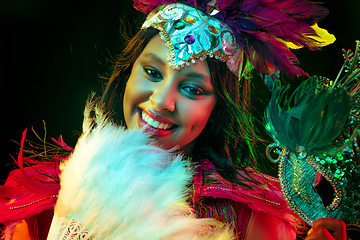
[284, 24, 336, 49]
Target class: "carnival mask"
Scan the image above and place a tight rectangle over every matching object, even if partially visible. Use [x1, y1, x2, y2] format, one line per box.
[266, 41, 360, 226]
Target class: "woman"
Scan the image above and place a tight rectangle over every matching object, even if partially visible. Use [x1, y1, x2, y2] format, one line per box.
[1, 0, 349, 239]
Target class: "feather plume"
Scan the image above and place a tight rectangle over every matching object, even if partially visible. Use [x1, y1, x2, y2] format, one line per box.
[133, 0, 333, 78]
[266, 77, 351, 156]
[214, 0, 330, 77]
[48, 100, 234, 239]
[266, 40, 359, 155]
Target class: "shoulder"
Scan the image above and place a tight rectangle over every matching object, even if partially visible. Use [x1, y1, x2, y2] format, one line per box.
[194, 159, 286, 208]
[193, 159, 303, 238]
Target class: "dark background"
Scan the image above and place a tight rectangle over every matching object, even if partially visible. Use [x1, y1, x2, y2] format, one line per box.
[1, 0, 359, 181]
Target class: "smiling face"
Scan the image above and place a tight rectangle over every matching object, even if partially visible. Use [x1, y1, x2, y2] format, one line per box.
[123, 35, 216, 155]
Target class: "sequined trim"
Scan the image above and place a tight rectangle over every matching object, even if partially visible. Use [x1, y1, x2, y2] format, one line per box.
[9, 194, 58, 210]
[278, 149, 314, 225]
[206, 186, 281, 206]
[244, 192, 281, 206]
[278, 149, 344, 226]
[305, 156, 343, 212]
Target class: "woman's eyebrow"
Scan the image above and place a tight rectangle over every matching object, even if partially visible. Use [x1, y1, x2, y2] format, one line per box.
[143, 53, 166, 66]
[185, 72, 210, 82]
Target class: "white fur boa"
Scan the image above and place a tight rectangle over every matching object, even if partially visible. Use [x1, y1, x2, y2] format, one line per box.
[47, 102, 234, 240]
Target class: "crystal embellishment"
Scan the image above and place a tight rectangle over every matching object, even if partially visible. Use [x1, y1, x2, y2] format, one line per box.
[184, 15, 196, 24]
[184, 35, 195, 44]
[208, 25, 218, 34]
[174, 21, 185, 30]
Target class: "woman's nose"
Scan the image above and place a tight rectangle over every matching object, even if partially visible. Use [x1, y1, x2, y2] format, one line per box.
[149, 81, 176, 112]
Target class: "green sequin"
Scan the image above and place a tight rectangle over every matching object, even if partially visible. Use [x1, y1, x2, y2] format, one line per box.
[174, 21, 186, 30]
[210, 35, 219, 47]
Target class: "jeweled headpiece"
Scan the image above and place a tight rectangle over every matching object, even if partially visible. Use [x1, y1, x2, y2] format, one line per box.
[134, 0, 335, 79]
[141, 3, 241, 73]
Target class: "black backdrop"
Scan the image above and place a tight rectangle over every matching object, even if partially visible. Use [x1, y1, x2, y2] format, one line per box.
[1, 0, 360, 182]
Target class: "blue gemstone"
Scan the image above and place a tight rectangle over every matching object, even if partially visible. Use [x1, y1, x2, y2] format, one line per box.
[184, 35, 195, 44]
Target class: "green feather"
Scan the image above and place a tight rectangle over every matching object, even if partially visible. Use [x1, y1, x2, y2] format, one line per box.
[266, 77, 351, 155]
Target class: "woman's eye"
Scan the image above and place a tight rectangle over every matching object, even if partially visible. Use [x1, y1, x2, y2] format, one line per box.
[143, 67, 162, 80]
[182, 86, 205, 98]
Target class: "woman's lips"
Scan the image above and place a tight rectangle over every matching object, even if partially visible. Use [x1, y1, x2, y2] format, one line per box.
[137, 108, 177, 137]
[141, 108, 176, 125]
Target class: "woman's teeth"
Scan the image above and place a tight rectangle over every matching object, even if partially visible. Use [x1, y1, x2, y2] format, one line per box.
[142, 111, 173, 130]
